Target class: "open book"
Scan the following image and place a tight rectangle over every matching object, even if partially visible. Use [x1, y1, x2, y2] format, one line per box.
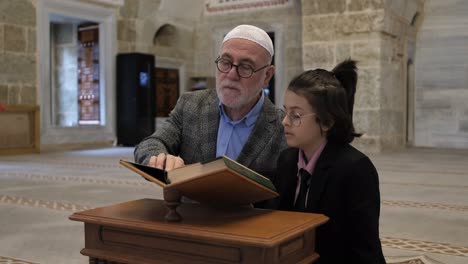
[120, 156, 278, 206]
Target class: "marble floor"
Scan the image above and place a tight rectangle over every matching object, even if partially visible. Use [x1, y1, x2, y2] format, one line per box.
[0, 147, 467, 264]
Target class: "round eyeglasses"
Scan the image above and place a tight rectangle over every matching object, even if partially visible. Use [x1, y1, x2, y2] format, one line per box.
[215, 57, 270, 78]
[283, 112, 316, 127]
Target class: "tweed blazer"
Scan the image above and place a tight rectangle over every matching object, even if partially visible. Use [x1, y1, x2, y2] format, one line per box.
[134, 88, 287, 175]
[272, 143, 386, 264]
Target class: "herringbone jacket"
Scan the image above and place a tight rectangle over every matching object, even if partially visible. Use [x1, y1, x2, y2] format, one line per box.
[134, 89, 287, 176]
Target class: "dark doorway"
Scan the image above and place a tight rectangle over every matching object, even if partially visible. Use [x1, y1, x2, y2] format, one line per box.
[116, 53, 155, 146]
[266, 32, 275, 103]
[155, 68, 179, 117]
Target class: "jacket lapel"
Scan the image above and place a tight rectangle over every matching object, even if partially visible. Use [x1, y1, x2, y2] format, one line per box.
[237, 98, 278, 167]
[280, 148, 300, 210]
[199, 90, 220, 162]
[306, 142, 336, 212]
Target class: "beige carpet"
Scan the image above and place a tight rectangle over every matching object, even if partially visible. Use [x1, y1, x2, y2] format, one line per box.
[0, 147, 467, 264]
[0, 255, 447, 264]
[386, 255, 446, 264]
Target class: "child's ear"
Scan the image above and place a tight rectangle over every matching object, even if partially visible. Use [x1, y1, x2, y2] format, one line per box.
[320, 119, 334, 132]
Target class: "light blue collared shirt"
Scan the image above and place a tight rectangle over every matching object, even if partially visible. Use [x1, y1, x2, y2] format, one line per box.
[216, 92, 265, 160]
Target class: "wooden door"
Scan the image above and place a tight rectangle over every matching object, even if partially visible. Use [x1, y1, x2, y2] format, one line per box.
[155, 68, 179, 117]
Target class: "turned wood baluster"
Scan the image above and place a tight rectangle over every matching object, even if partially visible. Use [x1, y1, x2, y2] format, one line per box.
[163, 187, 182, 222]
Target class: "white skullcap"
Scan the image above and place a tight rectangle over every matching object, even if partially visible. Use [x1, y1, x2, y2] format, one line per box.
[223, 24, 274, 57]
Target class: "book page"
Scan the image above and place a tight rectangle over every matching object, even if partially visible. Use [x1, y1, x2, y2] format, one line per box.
[222, 156, 270, 181]
[221, 156, 275, 191]
[167, 158, 225, 184]
[119, 160, 167, 187]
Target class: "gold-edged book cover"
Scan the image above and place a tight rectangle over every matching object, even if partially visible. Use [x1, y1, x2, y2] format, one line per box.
[120, 156, 278, 206]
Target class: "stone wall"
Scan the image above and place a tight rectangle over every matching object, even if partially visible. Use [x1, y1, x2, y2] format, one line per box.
[117, 0, 205, 91]
[301, 0, 423, 153]
[414, 0, 468, 149]
[378, 0, 423, 151]
[0, 0, 37, 106]
[117, 0, 162, 53]
[7, 0, 468, 152]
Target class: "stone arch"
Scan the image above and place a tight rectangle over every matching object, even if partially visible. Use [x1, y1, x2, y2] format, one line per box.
[410, 12, 420, 26]
[375, 0, 424, 151]
[153, 23, 177, 46]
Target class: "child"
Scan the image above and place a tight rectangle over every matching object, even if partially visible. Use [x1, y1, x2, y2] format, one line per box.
[272, 60, 386, 263]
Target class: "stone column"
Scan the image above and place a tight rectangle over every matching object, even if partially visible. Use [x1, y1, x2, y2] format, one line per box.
[301, 0, 423, 153]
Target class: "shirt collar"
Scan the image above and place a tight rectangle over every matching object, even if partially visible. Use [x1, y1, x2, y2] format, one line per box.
[218, 91, 265, 126]
[297, 139, 328, 175]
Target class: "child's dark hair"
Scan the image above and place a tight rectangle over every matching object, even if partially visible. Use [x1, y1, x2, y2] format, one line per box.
[287, 59, 361, 143]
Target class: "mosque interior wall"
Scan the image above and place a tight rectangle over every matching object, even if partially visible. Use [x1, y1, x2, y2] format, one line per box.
[0, 0, 467, 152]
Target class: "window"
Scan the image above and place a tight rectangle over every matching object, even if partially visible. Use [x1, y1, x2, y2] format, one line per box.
[38, 0, 117, 145]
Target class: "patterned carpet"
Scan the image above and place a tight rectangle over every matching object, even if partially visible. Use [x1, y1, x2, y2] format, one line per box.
[386, 255, 445, 264]
[0, 147, 467, 264]
[0, 255, 445, 264]
[0, 256, 438, 264]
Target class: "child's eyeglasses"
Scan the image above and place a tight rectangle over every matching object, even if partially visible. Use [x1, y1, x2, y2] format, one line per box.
[283, 112, 316, 127]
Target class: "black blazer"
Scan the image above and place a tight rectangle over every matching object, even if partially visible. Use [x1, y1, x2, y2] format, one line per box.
[271, 142, 386, 264]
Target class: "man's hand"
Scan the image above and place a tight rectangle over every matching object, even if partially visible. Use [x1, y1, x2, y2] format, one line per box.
[149, 153, 185, 171]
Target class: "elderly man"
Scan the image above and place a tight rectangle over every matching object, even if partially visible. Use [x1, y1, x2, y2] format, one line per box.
[134, 24, 287, 178]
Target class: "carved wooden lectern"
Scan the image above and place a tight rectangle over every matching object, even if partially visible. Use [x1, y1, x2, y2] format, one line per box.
[69, 199, 328, 264]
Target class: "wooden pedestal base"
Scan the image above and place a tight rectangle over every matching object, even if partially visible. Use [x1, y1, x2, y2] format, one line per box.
[70, 199, 328, 264]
